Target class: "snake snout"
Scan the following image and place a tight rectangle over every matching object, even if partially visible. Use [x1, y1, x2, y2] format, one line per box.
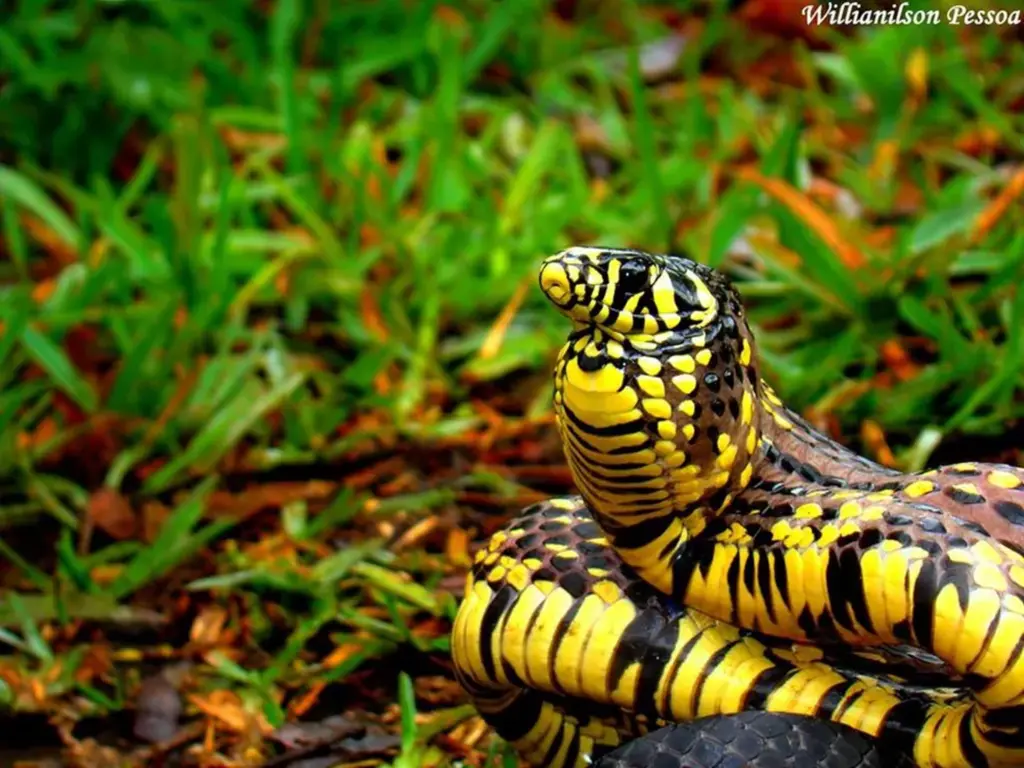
[540, 261, 573, 306]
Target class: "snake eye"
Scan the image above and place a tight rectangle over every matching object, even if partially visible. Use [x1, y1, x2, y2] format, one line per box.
[616, 259, 650, 294]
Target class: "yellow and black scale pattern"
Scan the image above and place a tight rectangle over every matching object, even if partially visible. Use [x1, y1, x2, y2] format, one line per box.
[451, 247, 1024, 768]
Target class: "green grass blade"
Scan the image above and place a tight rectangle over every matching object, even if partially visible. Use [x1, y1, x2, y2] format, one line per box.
[271, 0, 308, 185]
[626, 42, 668, 246]
[144, 372, 306, 493]
[110, 476, 219, 598]
[19, 325, 98, 413]
[4, 593, 53, 663]
[0, 165, 81, 250]
[398, 671, 418, 753]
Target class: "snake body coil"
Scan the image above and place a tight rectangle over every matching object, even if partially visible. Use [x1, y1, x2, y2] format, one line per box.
[451, 247, 1024, 768]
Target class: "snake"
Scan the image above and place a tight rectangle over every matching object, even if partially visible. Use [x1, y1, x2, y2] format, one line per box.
[450, 247, 1024, 768]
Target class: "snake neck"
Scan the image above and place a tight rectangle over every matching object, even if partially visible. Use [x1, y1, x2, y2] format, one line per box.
[552, 309, 907, 596]
[552, 309, 765, 575]
[753, 394, 903, 491]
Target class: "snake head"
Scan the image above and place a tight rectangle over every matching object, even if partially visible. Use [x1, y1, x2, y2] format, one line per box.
[539, 247, 734, 346]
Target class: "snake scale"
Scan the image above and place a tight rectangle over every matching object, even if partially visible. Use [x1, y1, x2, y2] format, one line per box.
[451, 247, 1024, 768]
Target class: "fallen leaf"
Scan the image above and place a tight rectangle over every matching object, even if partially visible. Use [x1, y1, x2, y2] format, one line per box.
[861, 420, 896, 467]
[73, 645, 112, 686]
[31, 278, 57, 303]
[218, 126, 288, 152]
[392, 516, 440, 551]
[141, 501, 171, 544]
[972, 165, 1024, 244]
[955, 126, 1000, 157]
[738, 0, 826, 41]
[880, 339, 920, 382]
[445, 528, 471, 568]
[21, 215, 78, 265]
[205, 481, 336, 522]
[360, 287, 389, 343]
[87, 488, 137, 540]
[414, 675, 468, 706]
[738, 169, 866, 269]
[189, 605, 228, 647]
[478, 277, 530, 361]
[189, 689, 272, 736]
[17, 417, 58, 452]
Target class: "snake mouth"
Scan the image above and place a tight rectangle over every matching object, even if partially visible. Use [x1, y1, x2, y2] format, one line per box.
[539, 262, 574, 306]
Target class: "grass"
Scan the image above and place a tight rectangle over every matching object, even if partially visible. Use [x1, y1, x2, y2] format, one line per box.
[1, 0, 1024, 765]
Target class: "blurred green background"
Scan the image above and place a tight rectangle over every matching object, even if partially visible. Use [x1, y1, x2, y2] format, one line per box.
[1, 0, 1023, 765]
